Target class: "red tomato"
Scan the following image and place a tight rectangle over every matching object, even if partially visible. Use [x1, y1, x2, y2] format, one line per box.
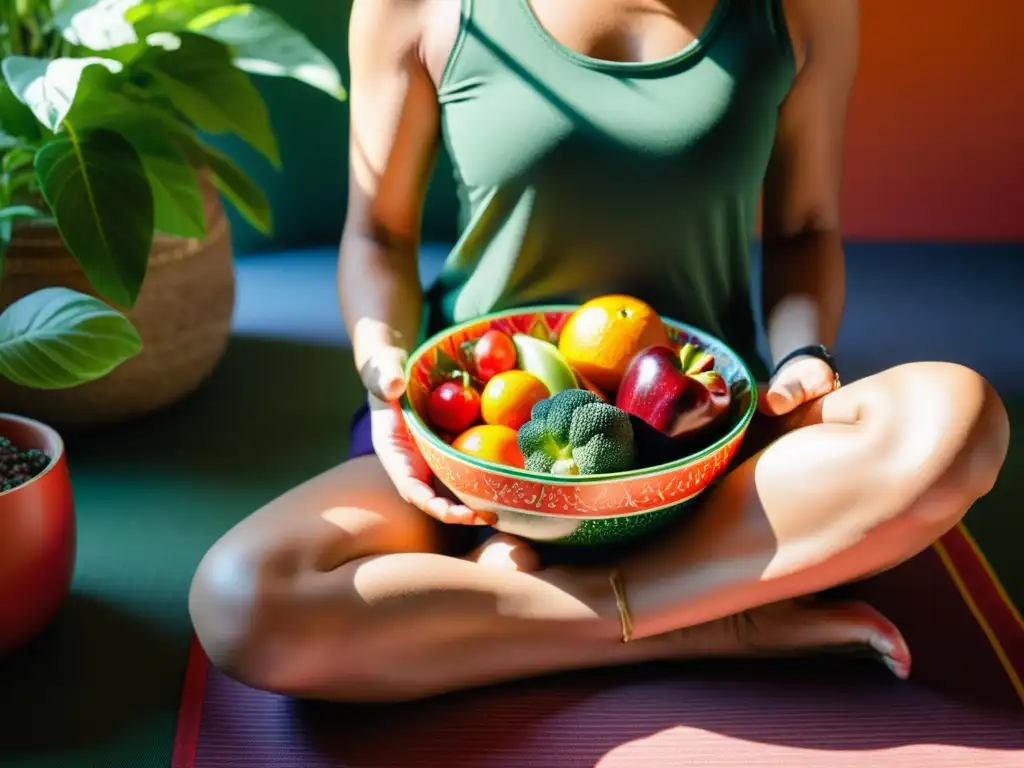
[427, 379, 481, 434]
[472, 330, 517, 382]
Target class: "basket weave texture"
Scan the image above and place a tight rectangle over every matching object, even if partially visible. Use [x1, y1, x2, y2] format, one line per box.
[0, 179, 235, 427]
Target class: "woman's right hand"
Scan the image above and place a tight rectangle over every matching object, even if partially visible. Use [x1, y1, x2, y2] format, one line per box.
[363, 345, 495, 526]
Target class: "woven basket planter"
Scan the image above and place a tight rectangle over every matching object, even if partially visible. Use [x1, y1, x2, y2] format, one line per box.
[0, 179, 235, 427]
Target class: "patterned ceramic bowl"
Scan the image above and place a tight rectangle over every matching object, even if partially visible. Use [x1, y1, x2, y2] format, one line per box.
[403, 307, 756, 547]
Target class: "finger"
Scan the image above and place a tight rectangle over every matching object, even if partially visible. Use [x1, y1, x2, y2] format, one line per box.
[805, 370, 838, 401]
[463, 506, 498, 526]
[399, 478, 440, 512]
[765, 378, 803, 416]
[400, 480, 493, 526]
[424, 494, 457, 520]
[361, 348, 408, 401]
[378, 369, 406, 401]
[428, 477, 496, 525]
[428, 495, 495, 526]
[427, 497, 491, 526]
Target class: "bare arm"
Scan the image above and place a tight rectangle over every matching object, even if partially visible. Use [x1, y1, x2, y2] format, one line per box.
[340, 0, 441, 397]
[761, 0, 859, 366]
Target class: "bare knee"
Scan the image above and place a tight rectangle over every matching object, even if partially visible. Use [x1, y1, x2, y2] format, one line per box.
[189, 534, 344, 698]
[188, 459, 442, 697]
[871, 363, 1010, 525]
[188, 535, 263, 681]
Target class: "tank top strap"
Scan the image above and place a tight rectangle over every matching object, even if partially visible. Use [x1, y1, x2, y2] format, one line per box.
[762, 0, 795, 59]
[439, 0, 553, 93]
[459, 0, 538, 39]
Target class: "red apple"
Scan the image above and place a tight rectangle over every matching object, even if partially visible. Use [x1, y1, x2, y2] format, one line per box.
[614, 343, 731, 439]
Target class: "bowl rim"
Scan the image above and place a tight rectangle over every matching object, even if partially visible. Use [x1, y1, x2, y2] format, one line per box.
[0, 412, 65, 499]
[401, 304, 758, 484]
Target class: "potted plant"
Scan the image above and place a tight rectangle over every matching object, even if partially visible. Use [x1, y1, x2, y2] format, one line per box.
[0, 0, 346, 425]
[0, 410, 74, 658]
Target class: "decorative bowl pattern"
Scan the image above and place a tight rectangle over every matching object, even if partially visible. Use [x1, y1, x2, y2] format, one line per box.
[403, 307, 756, 546]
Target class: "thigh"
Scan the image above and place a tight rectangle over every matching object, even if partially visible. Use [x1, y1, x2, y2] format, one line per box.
[204, 455, 471, 577]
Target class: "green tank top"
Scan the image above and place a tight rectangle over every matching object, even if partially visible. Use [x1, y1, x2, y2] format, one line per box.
[425, 0, 796, 381]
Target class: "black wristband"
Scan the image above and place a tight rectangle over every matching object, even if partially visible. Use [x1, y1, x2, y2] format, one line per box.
[772, 344, 840, 385]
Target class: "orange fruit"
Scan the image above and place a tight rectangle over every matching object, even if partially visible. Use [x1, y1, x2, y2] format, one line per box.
[558, 295, 669, 392]
[480, 370, 550, 430]
[451, 425, 525, 468]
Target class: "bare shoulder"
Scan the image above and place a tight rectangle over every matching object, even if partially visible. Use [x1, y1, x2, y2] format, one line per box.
[780, 0, 858, 74]
[349, 0, 427, 55]
[349, 0, 462, 87]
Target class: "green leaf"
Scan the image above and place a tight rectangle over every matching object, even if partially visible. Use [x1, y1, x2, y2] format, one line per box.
[0, 82, 43, 142]
[52, 0, 143, 50]
[0, 219, 9, 281]
[428, 349, 468, 389]
[2, 147, 35, 174]
[191, 4, 346, 100]
[126, 0, 227, 35]
[143, 32, 184, 51]
[1, 56, 124, 132]
[0, 286, 142, 389]
[0, 206, 51, 280]
[169, 124, 271, 234]
[0, 205, 49, 220]
[35, 129, 154, 308]
[144, 33, 279, 165]
[128, 127, 206, 239]
[71, 96, 206, 238]
[69, 90, 270, 235]
[2, 146, 47, 203]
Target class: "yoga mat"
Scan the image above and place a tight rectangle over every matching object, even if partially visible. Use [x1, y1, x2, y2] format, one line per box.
[172, 524, 1024, 768]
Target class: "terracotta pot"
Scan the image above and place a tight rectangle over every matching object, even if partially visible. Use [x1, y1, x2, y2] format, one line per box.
[0, 178, 235, 427]
[0, 413, 75, 658]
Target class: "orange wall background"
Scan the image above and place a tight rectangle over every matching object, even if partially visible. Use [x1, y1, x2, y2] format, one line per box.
[843, 0, 1024, 242]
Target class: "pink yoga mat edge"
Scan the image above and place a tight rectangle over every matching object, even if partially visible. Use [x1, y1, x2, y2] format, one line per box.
[172, 633, 209, 768]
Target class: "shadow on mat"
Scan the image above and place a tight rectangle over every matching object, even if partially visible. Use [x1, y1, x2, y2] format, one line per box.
[287, 658, 1023, 766]
[0, 594, 179, 757]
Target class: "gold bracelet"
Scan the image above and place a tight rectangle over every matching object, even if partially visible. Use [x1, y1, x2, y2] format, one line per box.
[609, 568, 634, 644]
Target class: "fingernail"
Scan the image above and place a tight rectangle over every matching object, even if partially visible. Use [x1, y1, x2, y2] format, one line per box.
[881, 655, 909, 679]
[875, 636, 895, 656]
[473, 515, 496, 526]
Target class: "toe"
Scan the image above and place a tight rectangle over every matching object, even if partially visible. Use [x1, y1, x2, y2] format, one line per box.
[813, 600, 912, 678]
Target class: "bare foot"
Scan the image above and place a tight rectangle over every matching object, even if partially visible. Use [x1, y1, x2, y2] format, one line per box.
[674, 598, 911, 679]
[467, 540, 910, 677]
[466, 533, 541, 573]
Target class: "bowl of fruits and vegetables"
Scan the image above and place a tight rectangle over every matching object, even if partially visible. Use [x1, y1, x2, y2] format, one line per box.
[402, 296, 757, 547]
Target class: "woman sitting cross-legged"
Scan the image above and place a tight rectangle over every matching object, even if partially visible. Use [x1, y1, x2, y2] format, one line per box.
[189, 0, 1010, 702]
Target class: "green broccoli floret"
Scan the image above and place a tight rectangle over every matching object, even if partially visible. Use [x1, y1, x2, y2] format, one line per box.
[517, 389, 636, 476]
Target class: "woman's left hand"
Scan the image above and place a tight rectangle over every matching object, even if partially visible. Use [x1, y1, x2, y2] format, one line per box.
[757, 355, 838, 417]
